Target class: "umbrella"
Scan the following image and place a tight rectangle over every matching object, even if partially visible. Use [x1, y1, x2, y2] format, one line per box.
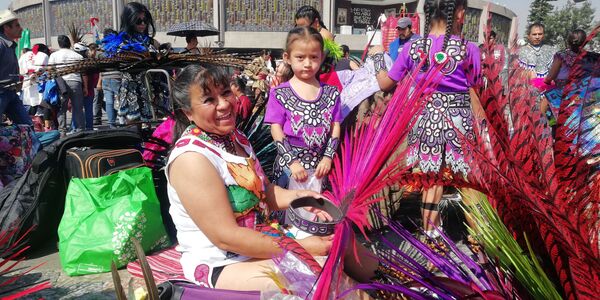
[166, 21, 219, 37]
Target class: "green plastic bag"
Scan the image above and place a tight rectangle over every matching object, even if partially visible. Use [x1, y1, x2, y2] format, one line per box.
[58, 167, 170, 276]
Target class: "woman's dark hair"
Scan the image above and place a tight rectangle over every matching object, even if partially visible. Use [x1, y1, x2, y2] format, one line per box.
[422, 0, 468, 53]
[171, 64, 231, 141]
[120, 2, 156, 37]
[285, 26, 324, 54]
[567, 29, 587, 53]
[33, 43, 50, 55]
[294, 5, 327, 30]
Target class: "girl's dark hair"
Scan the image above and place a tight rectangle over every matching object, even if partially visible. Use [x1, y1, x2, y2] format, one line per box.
[567, 29, 587, 53]
[171, 64, 230, 141]
[294, 5, 327, 30]
[285, 26, 324, 54]
[120, 2, 156, 37]
[422, 0, 468, 53]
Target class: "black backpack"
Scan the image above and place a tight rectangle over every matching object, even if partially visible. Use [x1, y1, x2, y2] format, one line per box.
[0, 129, 142, 257]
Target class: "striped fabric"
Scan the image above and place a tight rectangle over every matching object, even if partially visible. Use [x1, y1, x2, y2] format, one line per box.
[126, 246, 186, 283]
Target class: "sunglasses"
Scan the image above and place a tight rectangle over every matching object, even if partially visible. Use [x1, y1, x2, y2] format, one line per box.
[135, 18, 148, 25]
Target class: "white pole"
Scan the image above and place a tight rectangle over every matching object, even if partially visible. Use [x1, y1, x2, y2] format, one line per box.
[42, 0, 51, 46]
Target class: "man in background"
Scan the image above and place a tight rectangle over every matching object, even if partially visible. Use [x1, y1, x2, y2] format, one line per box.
[0, 10, 31, 125]
[518, 23, 556, 78]
[388, 17, 420, 62]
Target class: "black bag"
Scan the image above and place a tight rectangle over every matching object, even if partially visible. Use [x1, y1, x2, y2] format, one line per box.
[65, 148, 145, 179]
[0, 128, 142, 258]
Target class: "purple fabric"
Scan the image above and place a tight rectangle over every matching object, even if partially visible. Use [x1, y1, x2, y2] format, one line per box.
[158, 280, 260, 300]
[388, 35, 482, 92]
[265, 81, 342, 150]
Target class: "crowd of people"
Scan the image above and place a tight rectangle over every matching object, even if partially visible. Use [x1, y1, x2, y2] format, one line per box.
[0, 0, 598, 298]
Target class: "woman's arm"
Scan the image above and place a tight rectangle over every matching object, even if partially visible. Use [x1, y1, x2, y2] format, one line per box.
[169, 152, 282, 258]
[544, 57, 562, 85]
[377, 70, 397, 92]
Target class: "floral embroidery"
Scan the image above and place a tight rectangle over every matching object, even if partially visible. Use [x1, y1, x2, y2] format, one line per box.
[409, 37, 466, 75]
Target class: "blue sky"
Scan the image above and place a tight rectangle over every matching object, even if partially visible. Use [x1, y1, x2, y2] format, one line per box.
[1, 0, 598, 37]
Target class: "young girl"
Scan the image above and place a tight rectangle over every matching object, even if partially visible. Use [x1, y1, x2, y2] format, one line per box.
[375, 0, 481, 239]
[265, 26, 342, 191]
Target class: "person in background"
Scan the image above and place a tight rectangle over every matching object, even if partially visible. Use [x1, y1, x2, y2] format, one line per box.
[30, 44, 53, 130]
[334, 45, 359, 71]
[50, 36, 87, 134]
[113, 1, 159, 124]
[18, 47, 32, 78]
[181, 34, 200, 54]
[80, 43, 100, 130]
[518, 23, 556, 79]
[230, 76, 251, 123]
[388, 17, 420, 62]
[97, 28, 121, 128]
[294, 5, 334, 41]
[0, 10, 31, 125]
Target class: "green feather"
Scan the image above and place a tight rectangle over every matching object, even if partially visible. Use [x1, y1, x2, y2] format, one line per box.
[323, 39, 343, 62]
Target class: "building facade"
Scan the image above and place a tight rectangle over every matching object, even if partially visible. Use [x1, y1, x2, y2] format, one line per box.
[10, 0, 516, 50]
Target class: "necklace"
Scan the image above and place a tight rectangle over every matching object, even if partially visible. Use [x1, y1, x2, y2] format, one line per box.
[186, 125, 237, 154]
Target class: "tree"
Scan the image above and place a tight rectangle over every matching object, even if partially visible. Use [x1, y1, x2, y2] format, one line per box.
[527, 0, 554, 27]
[544, 0, 596, 47]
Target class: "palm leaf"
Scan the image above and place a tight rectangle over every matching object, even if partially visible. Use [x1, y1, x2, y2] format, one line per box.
[461, 192, 562, 300]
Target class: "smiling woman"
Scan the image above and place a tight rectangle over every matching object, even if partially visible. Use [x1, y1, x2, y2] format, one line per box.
[165, 65, 377, 296]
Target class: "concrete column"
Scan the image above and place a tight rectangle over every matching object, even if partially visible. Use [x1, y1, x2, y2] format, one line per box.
[212, 0, 224, 46]
[111, 0, 122, 31]
[42, 0, 51, 46]
[416, 0, 425, 34]
[478, 4, 490, 44]
[322, 0, 333, 32]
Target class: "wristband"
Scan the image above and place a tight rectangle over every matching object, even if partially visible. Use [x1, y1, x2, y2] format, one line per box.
[323, 137, 339, 159]
[275, 138, 296, 166]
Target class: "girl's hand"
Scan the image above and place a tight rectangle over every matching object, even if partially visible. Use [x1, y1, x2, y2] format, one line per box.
[298, 235, 333, 256]
[315, 157, 332, 179]
[290, 161, 308, 182]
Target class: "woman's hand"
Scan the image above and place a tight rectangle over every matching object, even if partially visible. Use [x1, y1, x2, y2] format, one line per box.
[290, 161, 308, 182]
[315, 157, 332, 179]
[298, 235, 333, 256]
